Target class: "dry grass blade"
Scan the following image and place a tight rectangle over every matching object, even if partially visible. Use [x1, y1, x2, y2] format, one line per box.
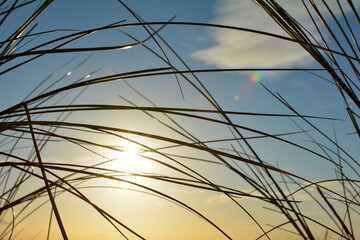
[317, 186, 354, 239]
[23, 104, 68, 240]
[1, 1, 359, 239]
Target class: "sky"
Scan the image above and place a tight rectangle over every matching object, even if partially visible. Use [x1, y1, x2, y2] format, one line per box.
[1, 0, 360, 240]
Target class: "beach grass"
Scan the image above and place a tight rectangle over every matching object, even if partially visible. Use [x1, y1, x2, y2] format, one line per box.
[0, 0, 359, 239]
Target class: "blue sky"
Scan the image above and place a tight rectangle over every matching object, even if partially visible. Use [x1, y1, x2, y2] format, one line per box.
[1, 1, 360, 239]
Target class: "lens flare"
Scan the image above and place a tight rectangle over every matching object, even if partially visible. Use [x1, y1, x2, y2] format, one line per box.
[240, 71, 269, 100]
[250, 71, 267, 83]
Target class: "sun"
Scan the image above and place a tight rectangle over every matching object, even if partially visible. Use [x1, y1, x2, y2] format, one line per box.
[108, 144, 150, 174]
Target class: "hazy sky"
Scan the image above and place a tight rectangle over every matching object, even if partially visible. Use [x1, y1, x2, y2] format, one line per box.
[1, 1, 359, 239]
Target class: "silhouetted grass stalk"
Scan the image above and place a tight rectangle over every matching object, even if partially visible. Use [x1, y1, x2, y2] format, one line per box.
[0, 0, 359, 239]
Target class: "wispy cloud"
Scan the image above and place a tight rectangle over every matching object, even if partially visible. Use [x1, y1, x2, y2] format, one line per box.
[191, 0, 358, 69]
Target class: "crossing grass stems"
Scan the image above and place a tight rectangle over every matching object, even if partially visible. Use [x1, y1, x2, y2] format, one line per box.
[0, 0, 359, 239]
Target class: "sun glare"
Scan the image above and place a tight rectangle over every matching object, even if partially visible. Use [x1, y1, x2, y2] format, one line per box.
[109, 145, 150, 173]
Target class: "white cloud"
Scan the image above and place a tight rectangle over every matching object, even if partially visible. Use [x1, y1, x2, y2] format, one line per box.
[191, 0, 358, 69]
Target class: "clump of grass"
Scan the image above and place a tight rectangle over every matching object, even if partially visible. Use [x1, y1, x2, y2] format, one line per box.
[0, 0, 359, 239]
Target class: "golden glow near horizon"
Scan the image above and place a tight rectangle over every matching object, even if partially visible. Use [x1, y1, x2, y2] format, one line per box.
[2, 0, 360, 239]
